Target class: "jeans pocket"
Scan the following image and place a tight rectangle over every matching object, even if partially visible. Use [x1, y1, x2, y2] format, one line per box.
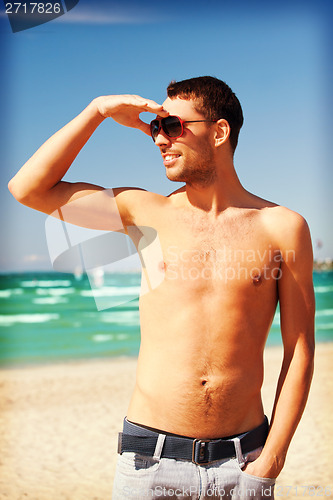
[113, 453, 163, 500]
[117, 452, 161, 475]
[232, 458, 276, 499]
[234, 450, 276, 485]
[239, 476, 275, 500]
[239, 468, 276, 485]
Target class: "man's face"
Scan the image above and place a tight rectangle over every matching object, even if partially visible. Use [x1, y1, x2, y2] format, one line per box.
[154, 97, 217, 186]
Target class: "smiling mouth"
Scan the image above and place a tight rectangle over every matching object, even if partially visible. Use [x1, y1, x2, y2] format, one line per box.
[163, 154, 181, 166]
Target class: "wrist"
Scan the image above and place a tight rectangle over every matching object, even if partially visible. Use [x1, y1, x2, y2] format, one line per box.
[244, 453, 284, 479]
[89, 97, 108, 121]
[256, 450, 286, 477]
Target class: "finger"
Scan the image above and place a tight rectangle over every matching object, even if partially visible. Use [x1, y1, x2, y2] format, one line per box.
[155, 107, 169, 117]
[137, 98, 169, 116]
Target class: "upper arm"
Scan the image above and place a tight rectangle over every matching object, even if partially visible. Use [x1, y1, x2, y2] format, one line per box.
[276, 210, 315, 354]
[24, 180, 147, 231]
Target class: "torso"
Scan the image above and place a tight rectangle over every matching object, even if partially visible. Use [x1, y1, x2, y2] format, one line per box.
[125, 189, 281, 438]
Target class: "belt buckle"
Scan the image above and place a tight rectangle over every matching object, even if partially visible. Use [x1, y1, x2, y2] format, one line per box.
[192, 439, 210, 465]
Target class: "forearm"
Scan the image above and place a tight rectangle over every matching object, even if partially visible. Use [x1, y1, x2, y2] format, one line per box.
[8, 99, 104, 203]
[260, 339, 314, 475]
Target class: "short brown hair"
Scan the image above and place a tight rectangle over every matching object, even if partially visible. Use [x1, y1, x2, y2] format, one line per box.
[167, 76, 244, 152]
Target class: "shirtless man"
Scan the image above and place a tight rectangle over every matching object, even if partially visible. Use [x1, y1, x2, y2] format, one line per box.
[8, 76, 315, 499]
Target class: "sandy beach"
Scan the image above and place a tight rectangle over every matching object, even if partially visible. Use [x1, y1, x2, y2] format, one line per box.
[0, 344, 332, 500]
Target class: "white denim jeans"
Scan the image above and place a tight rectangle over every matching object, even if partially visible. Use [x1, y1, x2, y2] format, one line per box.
[112, 421, 276, 500]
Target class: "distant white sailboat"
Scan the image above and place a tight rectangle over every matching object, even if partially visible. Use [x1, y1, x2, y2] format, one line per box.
[92, 267, 105, 287]
[73, 265, 83, 281]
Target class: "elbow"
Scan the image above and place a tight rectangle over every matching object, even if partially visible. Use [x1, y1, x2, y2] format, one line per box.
[8, 176, 33, 205]
[306, 327, 315, 364]
[8, 177, 25, 203]
[8, 177, 50, 213]
[8, 177, 20, 199]
[283, 333, 315, 375]
[301, 336, 315, 381]
[300, 333, 315, 364]
[308, 339, 315, 369]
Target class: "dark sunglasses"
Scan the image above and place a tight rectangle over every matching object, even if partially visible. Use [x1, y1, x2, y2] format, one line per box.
[150, 115, 217, 142]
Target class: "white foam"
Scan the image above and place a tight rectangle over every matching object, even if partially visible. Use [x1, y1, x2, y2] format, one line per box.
[98, 311, 139, 324]
[92, 334, 114, 342]
[0, 288, 24, 298]
[314, 286, 333, 293]
[316, 323, 333, 330]
[92, 333, 129, 342]
[33, 297, 68, 305]
[36, 287, 75, 296]
[80, 286, 140, 297]
[21, 280, 72, 288]
[0, 313, 60, 326]
[315, 309, 333, 317]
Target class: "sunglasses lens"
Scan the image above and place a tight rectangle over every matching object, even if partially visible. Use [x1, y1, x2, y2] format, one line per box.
[150, 116, 182, 142]
[150, 120, 160, 142]
[163, 116, 182, 137]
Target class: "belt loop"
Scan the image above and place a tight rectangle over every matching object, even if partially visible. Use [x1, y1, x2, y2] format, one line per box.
[153, 434, 166, 460]
[233, 437, 245, 468]
[117, 432, 123, 454]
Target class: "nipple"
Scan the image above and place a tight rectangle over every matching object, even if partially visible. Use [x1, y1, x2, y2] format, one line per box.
[252, 273, 262, 286]
[158, 261, 166, 272]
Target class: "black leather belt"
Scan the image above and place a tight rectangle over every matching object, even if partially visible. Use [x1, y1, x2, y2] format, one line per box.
[118, 417, 268, 465]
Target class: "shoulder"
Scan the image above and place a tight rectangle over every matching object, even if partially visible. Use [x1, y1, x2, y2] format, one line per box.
[261, 205, 310, 245]
[113, 185, 186, 208]
[244, 193, 311, 246]
[260, 205, 313, 272]
[112, 186, 168, 206]
[111, 187, 169, 226]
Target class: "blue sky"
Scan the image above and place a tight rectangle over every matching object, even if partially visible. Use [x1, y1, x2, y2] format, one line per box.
[1, 0, 332, 271]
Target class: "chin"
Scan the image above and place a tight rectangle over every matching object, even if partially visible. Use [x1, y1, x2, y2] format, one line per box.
[166, 172, 186, 183]
[165, 168, 179, 181]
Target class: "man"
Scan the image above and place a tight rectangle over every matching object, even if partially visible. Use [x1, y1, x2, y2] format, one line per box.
[8, 76, 315, 499]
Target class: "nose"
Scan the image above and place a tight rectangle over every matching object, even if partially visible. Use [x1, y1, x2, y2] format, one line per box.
[154, 129, 172, 147]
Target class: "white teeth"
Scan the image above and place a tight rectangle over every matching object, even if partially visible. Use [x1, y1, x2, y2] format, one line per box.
[165, 155, 179, 161]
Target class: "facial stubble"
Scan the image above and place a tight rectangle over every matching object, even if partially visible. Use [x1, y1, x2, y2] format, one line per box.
[165, 141, 217, 188]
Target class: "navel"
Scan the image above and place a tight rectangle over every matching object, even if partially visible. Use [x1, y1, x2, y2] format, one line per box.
[200, 379, 213, 411]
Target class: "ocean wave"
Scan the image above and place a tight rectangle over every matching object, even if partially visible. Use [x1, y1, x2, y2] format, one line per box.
[85, 310, 139, 325]
[92, 333, 129, 342]
[314, 285, 333, 293]
[20, 280, 72, 288]
[315, 309, 333, 317]
[316, 323, 333, 330]
[80, 286, 140, 297]
[33, 297, 69, 305]
[0, 288, 24, 298]
[0, 313, 60, 326]
[36, 287, 75, 296]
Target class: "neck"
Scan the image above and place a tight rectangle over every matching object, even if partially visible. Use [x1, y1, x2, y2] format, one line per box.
[185, 157, 248, 214]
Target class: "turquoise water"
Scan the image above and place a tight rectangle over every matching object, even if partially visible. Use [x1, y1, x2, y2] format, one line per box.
[0, 271, 332, 366]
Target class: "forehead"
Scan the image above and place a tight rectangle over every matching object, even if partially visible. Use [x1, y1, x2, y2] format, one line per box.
[161, 97, 203, 118]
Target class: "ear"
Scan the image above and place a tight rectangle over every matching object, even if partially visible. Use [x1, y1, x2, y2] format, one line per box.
[214, 119, 230, 148]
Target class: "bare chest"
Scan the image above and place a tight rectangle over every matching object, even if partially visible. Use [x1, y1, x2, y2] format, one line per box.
[156, 212, 281, 291]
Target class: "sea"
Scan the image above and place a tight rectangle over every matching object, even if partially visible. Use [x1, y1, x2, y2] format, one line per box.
[0, 270, 332, 367]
